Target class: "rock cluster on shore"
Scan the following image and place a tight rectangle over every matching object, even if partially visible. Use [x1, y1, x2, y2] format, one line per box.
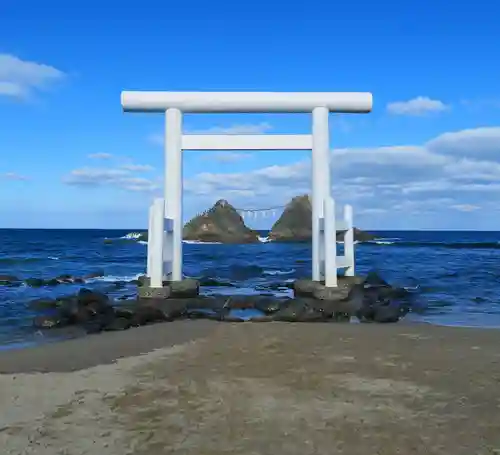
[30, 272, 413, 337]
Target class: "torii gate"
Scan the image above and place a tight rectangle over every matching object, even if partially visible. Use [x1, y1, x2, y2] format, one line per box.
[121, 91, 373, 289]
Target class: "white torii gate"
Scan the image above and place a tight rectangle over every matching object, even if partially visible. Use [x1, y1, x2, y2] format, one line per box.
[121, 91, 373, 288]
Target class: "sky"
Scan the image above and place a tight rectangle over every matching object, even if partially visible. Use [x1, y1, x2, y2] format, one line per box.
[1, 0, 500, 230]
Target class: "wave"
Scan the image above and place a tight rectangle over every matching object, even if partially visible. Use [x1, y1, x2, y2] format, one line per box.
[183, 240, 222, 245]
[121, 232, 143, 240]
[263, 268, 296, 276]
[367, 240, 500, 250]
[85, 272, 143, 283]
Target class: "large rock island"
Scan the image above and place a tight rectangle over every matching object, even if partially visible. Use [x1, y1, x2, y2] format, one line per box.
[268, 194, 378, 243]
[183, 199, 260, 244]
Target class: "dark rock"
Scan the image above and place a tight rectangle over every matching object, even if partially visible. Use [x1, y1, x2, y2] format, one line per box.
[224, 296, 257, 310]
[268, 194, 378, 242]
[337, 228, 378, 243]
[372, 306, 399, 323]
[183, 199, 260, 244]
[198, 277, 235, 287]
[255, 281, 294, 292]
[363, 271, 391, 288]
[77, 289, 109, 306]
[253, 296, 284, 314]
[185, 296, 227, 311]
[293, 279, 322, 297]
[139, 298, 188, 320]
[56, 297, 80, 319]
[169, 278, 200, 298]
[130, 305, 167, 326]
[117, 293, 136, 301]
[82, 320, 104, 334]
[114, 307, 136, 319]
[83, 270, 105, 279]
[33, 315, 68, 329]
[45, 278, 61, 286]
[73, 307, 93, 324]
[86, 300, 114, 317]
[25, 278, 45, 287]
[272, 299, 328, 322]
[29, 298, 59, 311]
[103, 317, 131, 331]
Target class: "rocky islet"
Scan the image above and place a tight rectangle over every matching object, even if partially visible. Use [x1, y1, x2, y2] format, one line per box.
[125, 194, 378, 244]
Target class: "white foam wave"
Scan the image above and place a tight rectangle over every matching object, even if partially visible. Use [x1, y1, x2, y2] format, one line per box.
[263, 268, 295, 276]
[258, 236, 270, 243]
[183, 240, 222, 245]
[48, 256, 59, 260]
[86, 272, 143, 283]
[372, 241, 395, 245]
[121, 232, 143, 240]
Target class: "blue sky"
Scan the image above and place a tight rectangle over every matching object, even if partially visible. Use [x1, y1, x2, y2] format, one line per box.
[1, 0, 500, 230]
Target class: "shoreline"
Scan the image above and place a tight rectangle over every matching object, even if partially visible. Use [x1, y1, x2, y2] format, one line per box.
[1, 313, 500, 359]
[0, 319, 497, 374]
[1, 322, 500, 453]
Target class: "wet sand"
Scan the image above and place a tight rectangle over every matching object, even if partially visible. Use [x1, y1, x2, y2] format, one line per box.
[1, 321, 500, 454]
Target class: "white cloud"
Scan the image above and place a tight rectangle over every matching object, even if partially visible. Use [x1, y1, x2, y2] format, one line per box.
[64, 125, 500, 228]
[148, 122, 273, 146]
[387, 96, 449, 116]
[120, 163, 154, 172]
[427, 127, 500, 161]
[2, 172, 30, 181]
[451, 204, 480, 212]
[0, 54, 65, 99]
[62, 167, 159, 192]
[181, 126, 500, 222]
[88, 153, 113, 160]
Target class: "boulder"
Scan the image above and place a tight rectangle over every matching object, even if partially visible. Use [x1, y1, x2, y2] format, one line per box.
[268, 194, 378, 242]
[183, 199, 260, 244]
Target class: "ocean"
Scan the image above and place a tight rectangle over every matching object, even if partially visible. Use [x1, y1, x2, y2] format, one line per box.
[1, 228, 500, 350]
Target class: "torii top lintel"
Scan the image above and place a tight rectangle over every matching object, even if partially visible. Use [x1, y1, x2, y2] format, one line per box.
[120, 91, 373, 114]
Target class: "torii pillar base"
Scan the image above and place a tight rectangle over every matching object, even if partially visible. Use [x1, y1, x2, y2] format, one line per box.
[137, 276, 200, 300]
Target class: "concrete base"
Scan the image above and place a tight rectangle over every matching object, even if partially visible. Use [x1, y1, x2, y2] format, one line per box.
[138, 285, 171, 299]
[293, 276, 363, 301]
[137, 276, 199, 299]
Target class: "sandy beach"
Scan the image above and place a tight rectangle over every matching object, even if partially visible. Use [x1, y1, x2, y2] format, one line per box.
[1, 321, 500, 454]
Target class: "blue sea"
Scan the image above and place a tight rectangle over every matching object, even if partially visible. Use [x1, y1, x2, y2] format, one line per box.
[1, 229, 500, 350]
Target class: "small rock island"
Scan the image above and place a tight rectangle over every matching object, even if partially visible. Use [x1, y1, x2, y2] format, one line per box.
[268, 194, 378, 242]
[183, 199, 260, 244]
